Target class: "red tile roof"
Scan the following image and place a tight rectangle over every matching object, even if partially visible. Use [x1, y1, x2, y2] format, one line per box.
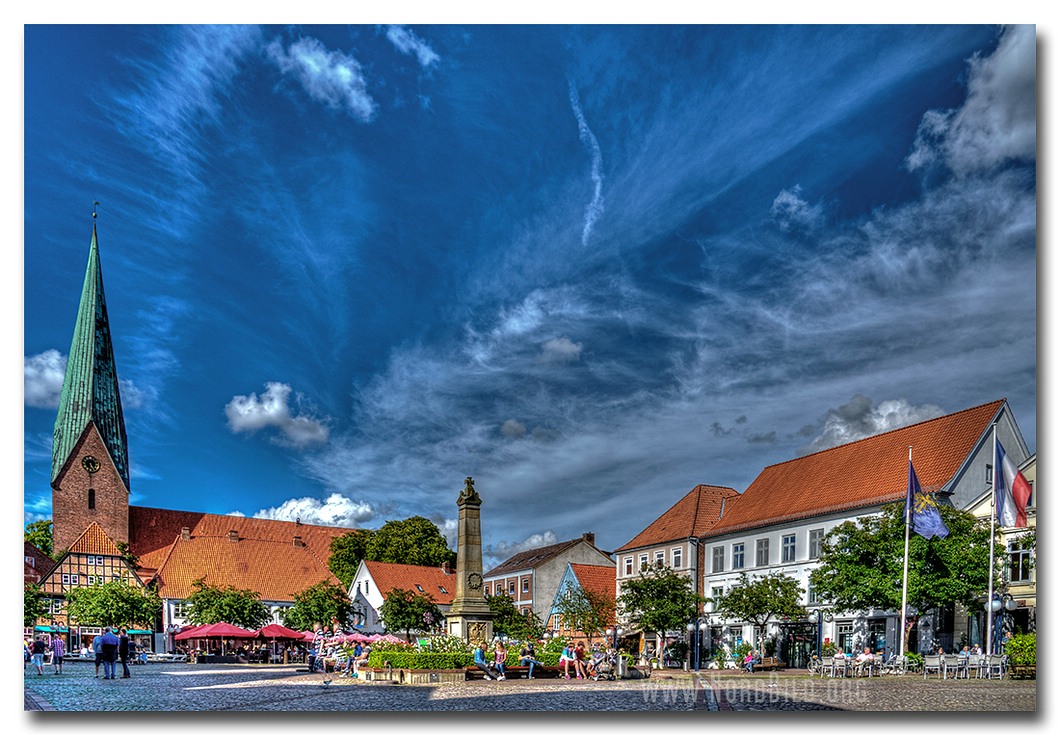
[129, 506, 350, 574]
[363, 561, 456, 604]
[708, 400, 1005, 536]
[152, 535, 341, 601]
[616, 485, 739, 552]
[570, 563, 616, 604]
[24, 542, 55, 583]
[68, 521, 123, 557]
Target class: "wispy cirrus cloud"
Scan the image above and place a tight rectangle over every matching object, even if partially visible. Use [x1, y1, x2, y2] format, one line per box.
[225, 382, 330, 448]
[568, 79, 604, 247]
[266, 36, 377, 122]
[385, 25, 440, 69]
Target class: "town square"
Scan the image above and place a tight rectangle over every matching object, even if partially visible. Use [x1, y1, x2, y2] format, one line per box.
[21, 17, 1039, 719]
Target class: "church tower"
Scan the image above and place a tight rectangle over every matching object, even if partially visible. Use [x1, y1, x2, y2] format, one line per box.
[51, 213, 130, 553]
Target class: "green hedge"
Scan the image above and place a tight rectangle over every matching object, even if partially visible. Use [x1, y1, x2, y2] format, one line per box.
[365, 648, 563, 670]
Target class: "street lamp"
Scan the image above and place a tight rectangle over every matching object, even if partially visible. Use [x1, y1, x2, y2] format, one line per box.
[808, 610, 822, 660]
[685, 619, 707, 671]
[605, 626, 624, 650]
[985, 593, 1017, 653]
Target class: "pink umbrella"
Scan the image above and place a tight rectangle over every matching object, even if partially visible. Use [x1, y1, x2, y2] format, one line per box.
[255, 624, 304, 640]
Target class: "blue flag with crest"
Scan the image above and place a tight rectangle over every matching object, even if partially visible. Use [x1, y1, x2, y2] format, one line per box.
[906, 460, 949, 539]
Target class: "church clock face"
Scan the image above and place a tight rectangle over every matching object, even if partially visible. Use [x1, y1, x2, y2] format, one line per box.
[81, 455, 101, 474]
[467, 572, 483, 590]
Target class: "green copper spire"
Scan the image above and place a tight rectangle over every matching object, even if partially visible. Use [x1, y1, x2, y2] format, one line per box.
[51, 217, 130, 491]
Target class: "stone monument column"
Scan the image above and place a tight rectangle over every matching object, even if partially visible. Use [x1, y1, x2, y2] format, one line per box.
[444, 476, 495, 644]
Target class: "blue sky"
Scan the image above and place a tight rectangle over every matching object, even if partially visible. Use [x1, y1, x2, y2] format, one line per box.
[21, 24, 1037, 565]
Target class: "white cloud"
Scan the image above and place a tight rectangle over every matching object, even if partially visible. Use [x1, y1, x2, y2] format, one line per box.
[569, 79, 605, 246]
[500, 418, 527, 439]
[485, 531, 559, 564]
[770, 185, 824, 233]
[225, 382, 330, 448]
[907, 25, 1036, 176]
[253, 493, 375, 527]
[539, 336, 583, 365]
[267, 36, 376, 122]
[805, 395, 946, 453]
[385, 25, 440, 69]
[24, 350, 67, 409]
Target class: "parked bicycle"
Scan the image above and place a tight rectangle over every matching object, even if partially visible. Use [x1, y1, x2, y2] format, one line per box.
[806, 655, 824, 676]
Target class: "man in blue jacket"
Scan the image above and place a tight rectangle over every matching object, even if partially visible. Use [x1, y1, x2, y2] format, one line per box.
[99, 627, 120, 680]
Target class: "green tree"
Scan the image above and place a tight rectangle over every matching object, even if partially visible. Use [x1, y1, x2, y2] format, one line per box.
[24, 520, 53, 559]
[552, 585, 615, 639]
[25, 584, 47, 628]
[487, 593, 545, 641]
[282, 581, 353, 632]
[328, 528, 373, 588]
[809, 501, 1001, 614]
[617, 564, 703, 653]
[183, 578, 271, 629]
[64, 580, 162, 628]
[365, 516, 456, 567]
[713, 572, 805, 642]
[378, 588, 443, 642]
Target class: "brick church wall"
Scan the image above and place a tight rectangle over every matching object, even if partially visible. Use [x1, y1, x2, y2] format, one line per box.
[52, 423, 129, 553]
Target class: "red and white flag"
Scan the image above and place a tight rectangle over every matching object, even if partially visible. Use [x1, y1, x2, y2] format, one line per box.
[995, 439, 1032, 528]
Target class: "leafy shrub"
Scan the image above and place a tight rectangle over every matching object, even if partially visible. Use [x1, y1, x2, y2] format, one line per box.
[1006, 633, 1036, 667]
[365, 650, 473, 669]
[821, 641, 837, 657]
[417, 635, 470, 653]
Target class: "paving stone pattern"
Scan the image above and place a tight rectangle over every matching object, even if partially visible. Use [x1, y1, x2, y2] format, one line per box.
[23, 663, 1035, 712]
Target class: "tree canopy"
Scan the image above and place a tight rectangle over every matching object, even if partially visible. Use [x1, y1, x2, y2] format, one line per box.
[487, 593, 545, 641]
[25, 584, 47, 628]
[282, 580, 353, 632]
[184, 578, 271, 629]
[713, 572, 805, 629]
[24, 519, 53, 559]
[364, 516, 456, 568]
[809, 501, 1001, 614]
[378, 588, 443, 642]
[328, 528, 373, 589]
[617, 564, 703, 637]
[552, 584, 615, 639]
[64, 580, 162, 629]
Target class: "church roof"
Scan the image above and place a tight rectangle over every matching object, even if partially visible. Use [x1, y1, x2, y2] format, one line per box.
[708, 399, 1006, 536]
[51, 221, 129, 490]
[128, 506, 351, 576]
[150, 534, 341, 602]
[615, 484, 739, 552]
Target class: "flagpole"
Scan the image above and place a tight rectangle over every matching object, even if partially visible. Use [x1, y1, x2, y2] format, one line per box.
[899, 446, 912, 658]
[986, 424, 997, 655]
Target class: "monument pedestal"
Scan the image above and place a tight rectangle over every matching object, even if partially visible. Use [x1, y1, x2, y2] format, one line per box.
[444, 477, 495, 645]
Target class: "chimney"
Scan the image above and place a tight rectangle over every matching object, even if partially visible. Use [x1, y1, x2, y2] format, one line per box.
[180, 527, 191, 541]
[293, 535, 304, 548]
[228, 530, 239, 542]
[582, 532, 595, 546]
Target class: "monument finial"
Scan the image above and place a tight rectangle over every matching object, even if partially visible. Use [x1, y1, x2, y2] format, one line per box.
[459, 475, 481, 503]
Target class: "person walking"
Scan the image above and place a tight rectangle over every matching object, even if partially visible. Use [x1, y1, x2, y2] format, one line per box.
[99, 627, 120, 680]
[118, 628, 132, 678]
[30, 636, 47, 675]
[50, 635, 66, 675]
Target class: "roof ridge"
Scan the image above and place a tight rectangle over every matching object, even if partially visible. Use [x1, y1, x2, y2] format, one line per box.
[131, 505, 361, 532]
[759, 399, 1005, 471]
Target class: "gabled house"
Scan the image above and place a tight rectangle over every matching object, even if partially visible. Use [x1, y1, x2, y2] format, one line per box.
[547, 562, 618, 644]
[614, 484, 738, 605]
[348, 560, 457, 634]
[24, 541, 55, 586]
[483, 533, 614, 623]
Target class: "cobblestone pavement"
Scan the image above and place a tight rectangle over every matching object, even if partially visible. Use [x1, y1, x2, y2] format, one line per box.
[23, 663, 1035, 712]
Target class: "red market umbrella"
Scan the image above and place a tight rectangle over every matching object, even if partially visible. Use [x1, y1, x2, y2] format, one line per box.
[255, 624, 304, 640]
[172, 622, 257, 654]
